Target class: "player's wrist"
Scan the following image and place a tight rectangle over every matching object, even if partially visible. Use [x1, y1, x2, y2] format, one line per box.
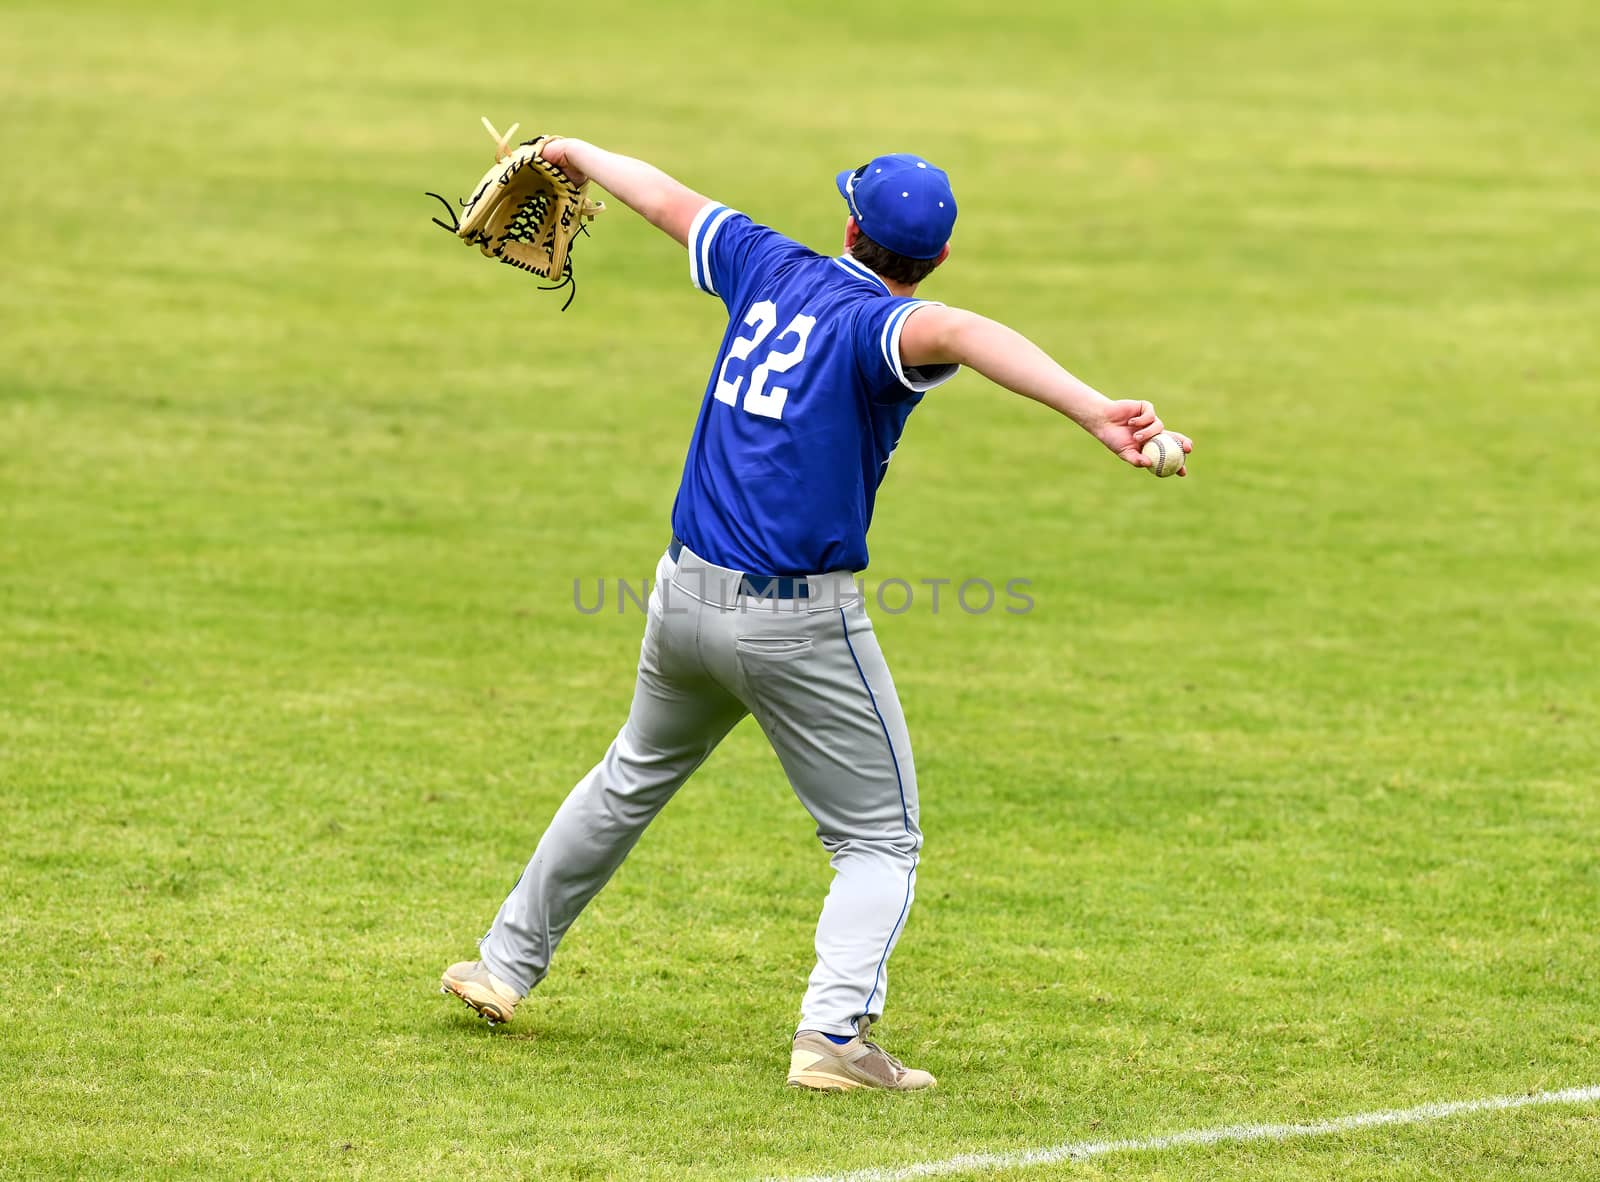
[1057, 388, 1112, 431]
[557, 138, 597, 168]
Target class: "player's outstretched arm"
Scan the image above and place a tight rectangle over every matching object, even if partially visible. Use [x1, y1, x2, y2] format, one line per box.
[899, 306, 1193, 474]
[539, 138, 710, 248]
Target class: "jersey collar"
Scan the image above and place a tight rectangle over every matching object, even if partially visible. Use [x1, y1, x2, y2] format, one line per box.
[832, 254, 892, 295]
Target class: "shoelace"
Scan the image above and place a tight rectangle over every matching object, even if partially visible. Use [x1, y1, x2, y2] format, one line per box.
[854, 1018, 909, 1075]
[863, 1039, 908, 1073]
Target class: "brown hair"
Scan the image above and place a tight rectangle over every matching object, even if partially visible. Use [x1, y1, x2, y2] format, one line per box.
[848, 230, 943, 287]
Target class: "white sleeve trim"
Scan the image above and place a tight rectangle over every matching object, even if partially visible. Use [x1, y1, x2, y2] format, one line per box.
[687, 203, 738, 296]
[881, 300, 961, 393]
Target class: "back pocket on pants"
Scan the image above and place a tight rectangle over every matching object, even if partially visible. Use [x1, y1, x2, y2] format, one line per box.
[734, 636, 814, 661]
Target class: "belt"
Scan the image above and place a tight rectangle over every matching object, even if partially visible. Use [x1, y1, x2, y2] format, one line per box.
[668, 537, 811, 599]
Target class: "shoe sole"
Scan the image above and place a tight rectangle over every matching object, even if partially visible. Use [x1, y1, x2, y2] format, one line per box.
[440, 981, 512, 1026]
[787, 1071, 865, 1092]
[788, 1070, 935, 1093]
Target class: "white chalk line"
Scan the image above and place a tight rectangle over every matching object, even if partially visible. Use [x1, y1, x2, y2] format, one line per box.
[773, 1084, 1600, 1182]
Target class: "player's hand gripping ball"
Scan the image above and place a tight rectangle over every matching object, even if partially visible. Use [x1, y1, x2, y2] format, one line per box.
[1141, 431, 1186, 477]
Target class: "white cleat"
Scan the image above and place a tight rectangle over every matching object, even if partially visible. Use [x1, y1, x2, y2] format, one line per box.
[787, 1024, 936, 1092]
[440, 960, 521, 1026]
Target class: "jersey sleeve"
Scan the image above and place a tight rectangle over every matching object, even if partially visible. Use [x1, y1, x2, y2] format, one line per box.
[852, 298, 961, 400]
[686, 203, 794, 309]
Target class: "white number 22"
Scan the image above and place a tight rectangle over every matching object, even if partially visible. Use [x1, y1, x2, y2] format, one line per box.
[713, 300, 816, 421]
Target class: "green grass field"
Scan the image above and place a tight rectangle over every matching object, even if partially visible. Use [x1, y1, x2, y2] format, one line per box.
[4, 0, 1599, 1177]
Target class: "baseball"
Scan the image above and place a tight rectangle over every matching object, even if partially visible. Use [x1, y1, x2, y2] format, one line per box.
[1141, 432, 1185, 477]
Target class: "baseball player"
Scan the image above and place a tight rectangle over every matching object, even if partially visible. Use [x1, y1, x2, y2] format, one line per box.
[442, 138, 1192, 1092]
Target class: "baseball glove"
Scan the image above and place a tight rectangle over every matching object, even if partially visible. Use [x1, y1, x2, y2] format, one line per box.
[427, 120, 604, 309]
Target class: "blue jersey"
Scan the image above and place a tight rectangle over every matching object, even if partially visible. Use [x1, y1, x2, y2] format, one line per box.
[669, 203, 960, 575]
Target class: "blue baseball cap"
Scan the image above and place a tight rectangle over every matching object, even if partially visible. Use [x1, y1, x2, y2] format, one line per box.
[835, 153, 957, 261]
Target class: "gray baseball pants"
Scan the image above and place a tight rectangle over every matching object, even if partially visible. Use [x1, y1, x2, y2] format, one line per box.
[478, 542, 921, 1036]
